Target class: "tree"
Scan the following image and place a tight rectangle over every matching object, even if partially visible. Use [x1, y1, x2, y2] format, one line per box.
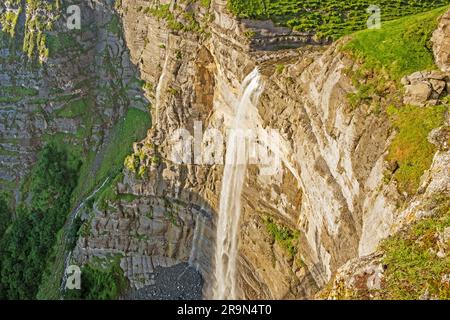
[0, 143, 80, 299]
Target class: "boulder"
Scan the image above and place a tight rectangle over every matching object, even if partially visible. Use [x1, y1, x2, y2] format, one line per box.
[403, 82, 432, 106]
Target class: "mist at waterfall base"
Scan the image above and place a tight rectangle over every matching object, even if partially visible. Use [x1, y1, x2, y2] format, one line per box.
[213, 69, 263, 300]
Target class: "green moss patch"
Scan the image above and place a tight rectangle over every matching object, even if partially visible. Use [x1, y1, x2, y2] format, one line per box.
[380, 196, 450, 299]
[386, 105, 447, 195]
[265, 217, 299, 260]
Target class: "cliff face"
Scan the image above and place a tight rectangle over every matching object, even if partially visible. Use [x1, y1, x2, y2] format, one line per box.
[2, 0, 448, 300]
[0, 0, 147, 200]
[71, 1, 450, 299]
[319, 10, 450, 299]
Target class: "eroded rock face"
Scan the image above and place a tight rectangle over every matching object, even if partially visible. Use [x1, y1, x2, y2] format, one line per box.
[0, 0, 142, 194]
[73, 0, 219, 294]
[114, 0, 390, 297]
[319, 137, 450, 299]
[73, 2, 450, 300]
[320, 10, 450, 299]
[432, 9, 450, 72]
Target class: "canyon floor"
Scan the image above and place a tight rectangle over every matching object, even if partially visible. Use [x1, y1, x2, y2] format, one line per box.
[123, 263, 203, 300]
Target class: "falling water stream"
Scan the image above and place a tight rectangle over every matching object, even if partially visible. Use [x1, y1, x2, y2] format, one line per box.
[213, 68, 263, 299]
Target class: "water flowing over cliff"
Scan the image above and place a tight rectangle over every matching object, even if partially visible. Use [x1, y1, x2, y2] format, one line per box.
[213, 68, 263, 299]
[0, 0, 449, 300]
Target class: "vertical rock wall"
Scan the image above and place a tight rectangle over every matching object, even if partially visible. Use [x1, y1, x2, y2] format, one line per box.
[71, 1, 449, 300]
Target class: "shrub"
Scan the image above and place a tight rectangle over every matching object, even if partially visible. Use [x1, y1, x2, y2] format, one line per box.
[65, 256, 128, 300]
[265, 217, 299, 260]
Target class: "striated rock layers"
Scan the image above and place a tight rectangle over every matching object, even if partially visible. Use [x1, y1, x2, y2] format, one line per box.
[0, 0, 145, 197]
[68, 1, 449, 300]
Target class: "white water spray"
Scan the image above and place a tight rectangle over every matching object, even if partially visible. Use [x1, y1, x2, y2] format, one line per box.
[213, 68, 263, 299]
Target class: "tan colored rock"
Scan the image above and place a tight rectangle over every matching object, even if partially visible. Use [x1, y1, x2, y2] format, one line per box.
[429, 126, 450, 151]
[429, 79, 446, 95]
[432, 9, 450, 72]
[404, 82, 432, 106]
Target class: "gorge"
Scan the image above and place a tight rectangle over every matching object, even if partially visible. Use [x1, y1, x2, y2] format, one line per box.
[213, 68, 263, 300]
[0, 0, 449, 301]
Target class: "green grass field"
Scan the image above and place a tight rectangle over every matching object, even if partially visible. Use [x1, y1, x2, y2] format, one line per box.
[343, 6, 449, 81]
[228, 0, 450, 39]
[342, 7, 449, 196]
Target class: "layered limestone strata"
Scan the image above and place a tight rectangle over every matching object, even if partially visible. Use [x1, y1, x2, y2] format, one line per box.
[71, 1, 449, 300]
[319, 12, 450, 299]
[0, 0, 144, 194]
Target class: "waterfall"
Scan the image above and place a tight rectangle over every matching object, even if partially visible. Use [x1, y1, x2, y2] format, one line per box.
[213, 68, 263, 299]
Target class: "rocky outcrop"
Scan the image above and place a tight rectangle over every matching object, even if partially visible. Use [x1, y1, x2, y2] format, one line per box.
[402, 71, 449, 106]
[319, 122, 450, 299]
[432, 9, 450, 72]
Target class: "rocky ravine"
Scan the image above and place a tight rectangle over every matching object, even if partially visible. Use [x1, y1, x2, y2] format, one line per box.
[2, 0, 448, 300]
[0, 0, 148, 202]
[70, 0, 450, 300]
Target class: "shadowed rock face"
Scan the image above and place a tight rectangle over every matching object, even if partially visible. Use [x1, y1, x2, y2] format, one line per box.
[0, 0, 145, 196]
[432, 9, 450, 72]
[72, 2, 450, 299]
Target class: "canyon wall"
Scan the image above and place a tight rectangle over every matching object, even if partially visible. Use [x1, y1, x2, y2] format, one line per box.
[1, 0, 448, 299]
[74, 0, 450, 299]
[0, 0, 147, 200]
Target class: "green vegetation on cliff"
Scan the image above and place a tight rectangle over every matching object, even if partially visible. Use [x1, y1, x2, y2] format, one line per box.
[228, 0, 450, 39]
[36, 107, 151, 299]
[380, 196, 450, 299]
[0, 7, 21, 37]
[0, 143, 80, 299]
[386, 105, 446, 195]
[65, 256, 128, 300]
[0, 193, 12, 240]
[0, 0, 61, 61]
[73, 108, 151, 202]
[265, 217, 299, 260]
